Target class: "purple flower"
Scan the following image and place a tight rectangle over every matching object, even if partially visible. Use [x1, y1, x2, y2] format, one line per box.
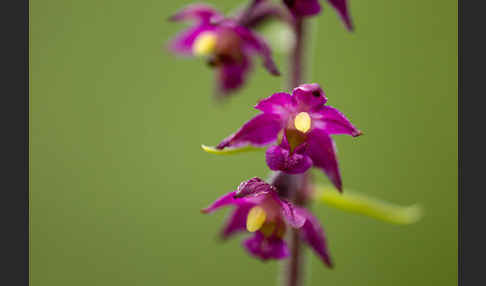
[202, 178, 332, 266]
[169, 4, 280, 95]
[216, 83, 361, 191]
[283, 0, 353, 30]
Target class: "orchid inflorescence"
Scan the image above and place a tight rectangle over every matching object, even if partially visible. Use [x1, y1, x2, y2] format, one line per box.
[167, 0, 421, 284]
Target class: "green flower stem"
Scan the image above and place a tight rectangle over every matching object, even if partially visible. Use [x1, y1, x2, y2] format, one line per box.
[314, 185, 423, 225]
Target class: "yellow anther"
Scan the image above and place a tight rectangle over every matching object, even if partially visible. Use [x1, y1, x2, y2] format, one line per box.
[294, 112, 311, 133]
[246, 206, 267, 232]
[192, 32, 218, 56]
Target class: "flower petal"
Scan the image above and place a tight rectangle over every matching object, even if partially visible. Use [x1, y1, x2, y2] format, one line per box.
[285, 0, 322, 17]
[298, 208, 333, 267]
[314, 185, 423, 225]
[201, 144, 265, 155]
[216, 113, 283, 149]
[312, 106, 361, 137]
[327, 0, 353, 31]
[243, 232, 289, 260]
[254, 92, 295, 116]
[265, 145, 313, 174]
[292, 83, 327, 110]
[233, 25, 280, 76]
[306, 128, 342, 191]
[275, 194, 306, 228]
[169, 4, 223, 23]
[217, 56, 252, 93]
[221, 203, 254, 239]
[168, 24, 215, 55]
[201, 191, 238, 213]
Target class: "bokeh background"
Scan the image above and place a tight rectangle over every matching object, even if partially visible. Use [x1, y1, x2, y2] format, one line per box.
[30, 0, 457, 285]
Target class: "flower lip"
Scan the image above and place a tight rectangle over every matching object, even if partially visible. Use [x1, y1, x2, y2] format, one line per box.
[243, 232, 289, 260]
[265, 144, 313, 174]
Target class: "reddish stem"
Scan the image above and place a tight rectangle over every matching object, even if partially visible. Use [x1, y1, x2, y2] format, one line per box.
[289, 18, 306, 89]
[283, 16, 309, 286]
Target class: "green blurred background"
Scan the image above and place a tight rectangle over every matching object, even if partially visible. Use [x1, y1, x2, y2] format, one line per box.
[30, 0, 457, 285]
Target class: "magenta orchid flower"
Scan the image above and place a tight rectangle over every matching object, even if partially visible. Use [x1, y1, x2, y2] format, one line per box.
[215, 83, 361, 191]
[168, 4, 280, 95]
[202, 178, 332, 266]
[283, 0, 353, 30]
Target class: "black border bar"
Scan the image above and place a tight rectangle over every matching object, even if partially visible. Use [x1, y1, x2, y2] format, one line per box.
[0, 1, 29, 285]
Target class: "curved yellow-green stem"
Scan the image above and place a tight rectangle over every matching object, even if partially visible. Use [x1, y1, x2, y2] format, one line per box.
[314, 185, 423, 225]
[201, 144, 265, 155]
